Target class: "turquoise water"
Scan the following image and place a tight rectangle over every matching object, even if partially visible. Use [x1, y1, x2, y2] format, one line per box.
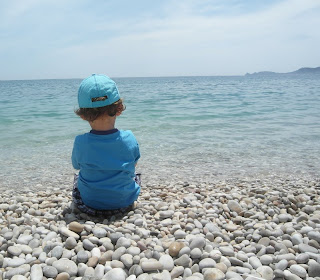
[0, 75, 319, 188]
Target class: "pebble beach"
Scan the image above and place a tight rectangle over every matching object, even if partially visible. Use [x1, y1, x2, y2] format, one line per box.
[1, 175, 320, 280]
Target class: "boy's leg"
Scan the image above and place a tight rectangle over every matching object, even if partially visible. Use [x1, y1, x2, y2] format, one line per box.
[72, 174, 97, 216]
[135, 173, 142, 186]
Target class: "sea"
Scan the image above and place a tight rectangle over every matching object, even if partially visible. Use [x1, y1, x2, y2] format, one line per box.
[0, 75, 319, 189]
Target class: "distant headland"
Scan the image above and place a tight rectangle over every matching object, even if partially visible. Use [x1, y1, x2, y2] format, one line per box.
[245, 66, 320, 76]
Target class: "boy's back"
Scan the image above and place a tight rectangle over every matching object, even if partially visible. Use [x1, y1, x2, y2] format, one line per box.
[72, 129, 140, 210]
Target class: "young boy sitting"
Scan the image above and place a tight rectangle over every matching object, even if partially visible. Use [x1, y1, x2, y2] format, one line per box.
[71, 74, 141, 216]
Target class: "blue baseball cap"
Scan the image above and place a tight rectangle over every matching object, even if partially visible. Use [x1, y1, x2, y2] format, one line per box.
[78, 74, 120, 108]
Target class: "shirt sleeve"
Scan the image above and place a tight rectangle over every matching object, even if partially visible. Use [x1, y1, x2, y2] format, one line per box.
[71, 138, 80, 170]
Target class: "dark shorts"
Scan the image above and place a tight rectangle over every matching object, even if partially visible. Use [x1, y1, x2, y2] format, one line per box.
[72, 174, 141, 217]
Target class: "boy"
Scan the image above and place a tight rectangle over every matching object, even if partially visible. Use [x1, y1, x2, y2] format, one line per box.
[71, 74, 141, 216]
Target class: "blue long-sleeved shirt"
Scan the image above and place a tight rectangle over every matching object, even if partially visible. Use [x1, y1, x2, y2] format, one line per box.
[72, 129, 140, 209]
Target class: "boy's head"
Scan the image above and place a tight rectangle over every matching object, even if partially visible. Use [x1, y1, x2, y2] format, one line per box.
[75, 74, 125, 122]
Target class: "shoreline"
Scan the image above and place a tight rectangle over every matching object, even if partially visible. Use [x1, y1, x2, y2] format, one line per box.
[1, 176, 320, 279]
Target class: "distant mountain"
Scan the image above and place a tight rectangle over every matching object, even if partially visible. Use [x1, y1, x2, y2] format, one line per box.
[245, 66, 320, 76]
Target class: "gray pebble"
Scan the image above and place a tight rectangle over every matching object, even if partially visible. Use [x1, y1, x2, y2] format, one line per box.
[51, 245, 63, 259]
[8, 246, 22, 256]
[43, 265, 58, 278]
[141, 260, 163, 272]
[159, 255, 174, 271]
[199, 258, 216, 271]
[92, 226, 107, 238]
[104, 268, 127, 280]
[52, 258, 78, 276]
[189, 236, 206, 250]
[77, 250, 88, 263]
[174, 254, 191, 267]
[30, 264, 43, 280]
[308, 260, 320, 277]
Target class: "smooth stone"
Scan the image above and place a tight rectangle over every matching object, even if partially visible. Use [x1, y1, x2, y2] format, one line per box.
[260, 255, 273, 265]
[17, 235, 33, 244]
[65, 237, 77, 249]
[215, 263, 227, 274]
[276, 253, 295, 261]
[141, 260, 163, 272]
[51, 246, 64, 259]
[296, 253, 309, 264]
[227, 200, 243, 214]
[120, 254, 133, 268]
[174, 254, 191, 268]
[219, 246, 234, 257]
[52, 258, 78, 276]
[116, 237, 131, 249]
[159, 255, 174, 271]
[56, 272, 70, 280]
[29, 239, 40, 249]
[256, 266, 273, 280]
[159, 210, 174, 219]
[19, 245, 32, 254]
[249, 256, 262, 269]
[278, 214, 291, 223]
[179, 246, 191, 257]
[204, 268, 225, 280]
[229, 257, 243, 266]
[275, 259, 288, 270]
[104, 267, 127, 280]
[94, 264, 105, 278]
[225, 271, 243, 280]
[60, 227, 80, 240]
[4, 257, 26, 267]
[199, 258, 216, 271]
[68, 221, 85, 233]
[92, 227, 107, 238]
[225, 224, 238, 232]
[186, 277, 202, 280]
[77, 250, 89, 263]
[8, 246, 22, 256]
[4, 267, 28, 279]
[174, 230, 187, 239]
[87, 256, 99, 267]
[112, 247, 127, 260]
[236, 252, 248, 262]
[190, 248, 202, 259]
[298, 243, 318, 253]
[30, 264, 43, 280]
[91, 247, 101, 258]
[170, 266, 184, 278]
[83, 239, 95, 250]
[258, 237, 270, 247]
[291, 234, 303, 245]
[308, 260, 320, 277]
[11, 276, 28, 280]
[189, 237, 206, 250]
[290, 264, 307, 278]
[137, 273, 152, 280]
[168, 242, 184, 257]
[283, 270, 303, 280]
[43, 265, 58, 278]
[308, 231, 320, 243]
[43, 232, 57, 242]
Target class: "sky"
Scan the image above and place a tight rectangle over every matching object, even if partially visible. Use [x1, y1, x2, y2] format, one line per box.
[1, 0, 320, 80]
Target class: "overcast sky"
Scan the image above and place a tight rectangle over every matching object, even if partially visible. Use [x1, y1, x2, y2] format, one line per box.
[1, 0, 320, 80]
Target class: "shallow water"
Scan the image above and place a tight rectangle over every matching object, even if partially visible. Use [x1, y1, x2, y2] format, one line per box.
[0, 75, 319, 189]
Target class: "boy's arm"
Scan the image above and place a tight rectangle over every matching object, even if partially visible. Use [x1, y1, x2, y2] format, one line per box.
[71, 140, 80, 170]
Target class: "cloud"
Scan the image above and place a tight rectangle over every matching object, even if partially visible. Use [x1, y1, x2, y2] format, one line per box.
[1, 0, 320, 79]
